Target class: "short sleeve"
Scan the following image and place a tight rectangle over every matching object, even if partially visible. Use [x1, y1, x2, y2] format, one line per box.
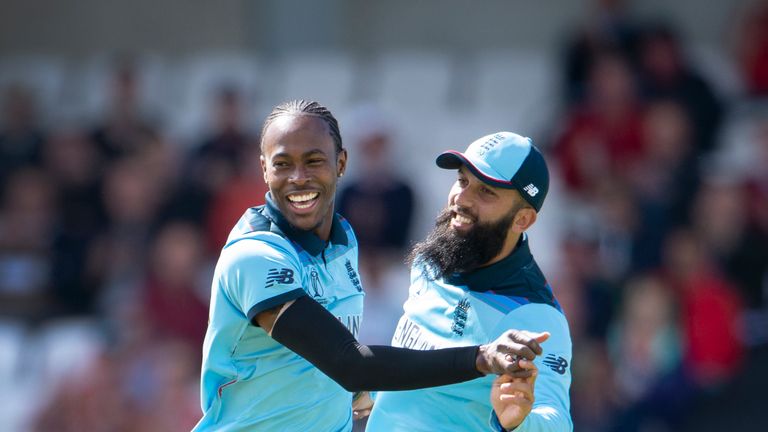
[491, 304, 573, 431]
[217, 238, 306, 324]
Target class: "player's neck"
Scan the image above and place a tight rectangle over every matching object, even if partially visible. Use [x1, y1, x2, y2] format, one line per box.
[310, 207, 336, 242]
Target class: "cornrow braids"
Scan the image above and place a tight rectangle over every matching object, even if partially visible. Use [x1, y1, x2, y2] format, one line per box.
[260, 100, 343, 154]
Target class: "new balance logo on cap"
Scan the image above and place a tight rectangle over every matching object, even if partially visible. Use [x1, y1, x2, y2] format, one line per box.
[523, 183, 539, 197]
[265, 268, 295, 288]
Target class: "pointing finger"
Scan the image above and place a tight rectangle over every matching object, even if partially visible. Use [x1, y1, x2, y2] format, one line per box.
[507, 330, 548, 356]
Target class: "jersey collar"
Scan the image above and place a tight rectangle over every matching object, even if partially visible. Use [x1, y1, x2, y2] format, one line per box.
[263, 192, 348, 256]
[444, 233, 533, 291]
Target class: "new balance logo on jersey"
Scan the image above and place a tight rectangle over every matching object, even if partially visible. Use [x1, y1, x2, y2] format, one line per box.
[265, 268, 294, 288]
[523, 183, 539, 197]
[543, 354, 568, 375]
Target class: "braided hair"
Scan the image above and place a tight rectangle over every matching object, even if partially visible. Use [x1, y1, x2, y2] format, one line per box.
[260, 100, 343, 154]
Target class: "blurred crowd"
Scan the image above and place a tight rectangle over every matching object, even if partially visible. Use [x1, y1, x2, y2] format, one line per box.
[2, 1, 768, 431]
[551, 2, 768, 430]
[0, 60, 269, 430]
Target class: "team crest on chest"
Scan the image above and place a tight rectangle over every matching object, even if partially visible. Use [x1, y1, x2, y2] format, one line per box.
[451, 298, 471, 336]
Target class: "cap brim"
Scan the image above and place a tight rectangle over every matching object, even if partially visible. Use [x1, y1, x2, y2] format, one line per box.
[435, 150, 517, 189]
[435, 151, 465, 170]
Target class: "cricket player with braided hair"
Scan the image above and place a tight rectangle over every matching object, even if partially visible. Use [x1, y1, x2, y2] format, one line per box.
[193, 101, 550, 431]
[365, 132, 573, 431]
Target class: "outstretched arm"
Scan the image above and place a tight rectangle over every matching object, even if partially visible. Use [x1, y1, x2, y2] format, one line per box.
[260, 295, 547, 392]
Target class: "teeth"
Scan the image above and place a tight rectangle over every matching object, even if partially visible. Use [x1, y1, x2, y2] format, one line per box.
[454, 214, 473, 224]
[293, 201, 313, 209]
[287, 192, 318, 203]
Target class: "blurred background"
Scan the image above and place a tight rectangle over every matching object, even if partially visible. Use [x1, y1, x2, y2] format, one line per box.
[1, 0, 768, 430]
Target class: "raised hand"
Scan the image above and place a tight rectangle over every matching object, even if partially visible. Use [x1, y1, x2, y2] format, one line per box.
[476, 330, 549, 377]
[491, 359, 538, 429]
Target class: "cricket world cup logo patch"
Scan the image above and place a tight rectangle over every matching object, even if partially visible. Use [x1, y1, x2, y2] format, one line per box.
[309, 267, 323, 298]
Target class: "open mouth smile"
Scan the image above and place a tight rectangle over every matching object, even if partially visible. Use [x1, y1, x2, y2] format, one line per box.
[286, 192, 320, 210]
[451, 211, 476, 229]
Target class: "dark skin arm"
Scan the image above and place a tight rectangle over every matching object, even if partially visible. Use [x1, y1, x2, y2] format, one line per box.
[256, 296, 547, 384]
[256, 303, 286, 334]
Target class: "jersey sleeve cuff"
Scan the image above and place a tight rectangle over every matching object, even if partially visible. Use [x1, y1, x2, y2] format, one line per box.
[490, 411, 517, 431]
[246, 288, 306, 324]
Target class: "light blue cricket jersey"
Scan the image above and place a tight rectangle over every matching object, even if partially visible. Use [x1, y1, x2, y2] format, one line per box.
[366, 234, 573, 432]
[194, 194, 364, 432]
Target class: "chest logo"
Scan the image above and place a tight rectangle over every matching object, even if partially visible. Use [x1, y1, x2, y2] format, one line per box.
[308, 267, 324, 298]
[345, 259, 363, 292]
[265, 268, 295, 288]
[543, 354, 568, 375]
[451, 298, 471, 336]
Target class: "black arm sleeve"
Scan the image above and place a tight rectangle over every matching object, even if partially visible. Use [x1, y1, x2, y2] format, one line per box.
[270, 295, 484, 392]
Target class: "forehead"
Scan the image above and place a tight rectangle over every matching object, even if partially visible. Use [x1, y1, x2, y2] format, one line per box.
[456, 166, 523, 202]
[262, 114, 334, 156]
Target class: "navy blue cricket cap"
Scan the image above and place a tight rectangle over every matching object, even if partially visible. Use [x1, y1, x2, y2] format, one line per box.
[436, 131, 549, 212]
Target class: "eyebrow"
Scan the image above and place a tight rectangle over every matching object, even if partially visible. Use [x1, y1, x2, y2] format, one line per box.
[271, 148, 329, 159]
[457, 167, 501, 192]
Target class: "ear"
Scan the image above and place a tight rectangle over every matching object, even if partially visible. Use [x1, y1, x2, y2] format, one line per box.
[511, 208, 537, 233]
[260, 155, 268, 183]
[336, 148, 348, 178]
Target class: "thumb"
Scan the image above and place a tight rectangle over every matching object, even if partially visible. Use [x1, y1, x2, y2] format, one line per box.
[533, 332, 550, 344]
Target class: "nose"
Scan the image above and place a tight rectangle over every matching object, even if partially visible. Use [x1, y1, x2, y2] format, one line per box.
[289, 165, 310, 185]
[451, 184, 473, 210]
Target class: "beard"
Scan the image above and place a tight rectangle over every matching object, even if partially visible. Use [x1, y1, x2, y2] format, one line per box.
[407, 206, 518, 280]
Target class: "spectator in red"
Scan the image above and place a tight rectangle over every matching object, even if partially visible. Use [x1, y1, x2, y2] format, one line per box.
[33, 353, 140, 432]
[691, 176, 768, 318]
[662, 228, 744, 388]
[735, 0, 768, 95]
[203, 140, 268, 253]
[183, 86, 267, 252]
[554, 51, 644, 195]
[140, 220, 209, 349]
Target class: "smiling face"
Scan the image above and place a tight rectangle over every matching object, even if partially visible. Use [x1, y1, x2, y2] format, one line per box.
[407, 166, 538, 279]
[260, 114, 346, 240]
[447, 166, 536, 259]
[448, 167, 526, 230]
